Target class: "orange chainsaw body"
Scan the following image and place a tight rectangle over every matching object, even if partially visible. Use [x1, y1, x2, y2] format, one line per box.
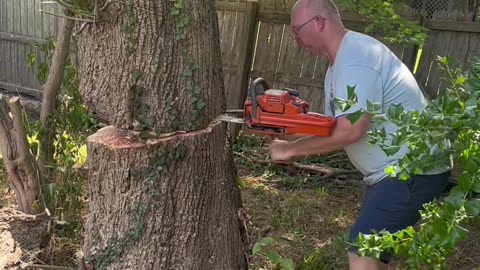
[242, 78, 336, 137]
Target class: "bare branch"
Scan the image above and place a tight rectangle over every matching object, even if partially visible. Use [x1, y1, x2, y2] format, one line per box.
[40, 9, 101, 23]
[73, 22, 90, 37]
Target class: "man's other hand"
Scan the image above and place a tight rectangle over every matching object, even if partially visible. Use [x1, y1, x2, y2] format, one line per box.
[269, 139, 294, 163]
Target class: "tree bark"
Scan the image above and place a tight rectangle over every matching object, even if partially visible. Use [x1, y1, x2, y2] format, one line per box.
[77, 1, 225, 132]
[84, 124, 245, 269]
[0, 96, 41, 214]
[38, 15, 75, 182]
[77, 1, 247, 269]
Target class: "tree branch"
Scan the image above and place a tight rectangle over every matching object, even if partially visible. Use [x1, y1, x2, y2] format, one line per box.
[40, 9, 100, 23]
[38, 14, 74, 182]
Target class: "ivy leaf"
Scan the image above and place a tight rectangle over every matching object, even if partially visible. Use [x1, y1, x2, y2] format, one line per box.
[191, 62, 200, 71]
[384, 166, 396, 177]
[170, 8, 180, 16]
[333, 98, 351, 112]
[174, 1, 183, 9]
[181, 16, 190, 27]
[367, 100, 381, 113]
[193, 85, 201, 94]
[130, 70, 142, 83]
[387, 104, 404, 120]
[382, 145, 401, 156]
[398, 170, 409, 181]
[347, 85, 358, 102]
[346, 110, 364, 124]
[184, 69, 193, 77]
[176, 32, 185, 40]
[196, 101, 206, 110]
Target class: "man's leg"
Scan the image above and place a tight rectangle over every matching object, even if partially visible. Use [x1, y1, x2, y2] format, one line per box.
[347, 171, 450, 269]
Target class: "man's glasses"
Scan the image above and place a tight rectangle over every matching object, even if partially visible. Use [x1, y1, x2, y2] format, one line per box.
[290, 16, 326, 40]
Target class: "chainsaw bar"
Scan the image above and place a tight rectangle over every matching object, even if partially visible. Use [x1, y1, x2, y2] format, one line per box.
[217, 109, 244, 124]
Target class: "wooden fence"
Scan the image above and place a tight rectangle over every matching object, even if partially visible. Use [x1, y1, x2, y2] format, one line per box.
[1, 0, 480, 114]
[0, 0, 59, 99]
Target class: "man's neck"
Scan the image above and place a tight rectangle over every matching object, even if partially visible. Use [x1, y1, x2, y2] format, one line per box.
[326, 28, 348, 65]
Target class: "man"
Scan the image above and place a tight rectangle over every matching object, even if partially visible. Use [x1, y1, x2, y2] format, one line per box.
[268, 0, 452, 269]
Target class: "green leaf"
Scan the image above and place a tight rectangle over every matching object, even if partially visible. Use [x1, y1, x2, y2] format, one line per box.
[333, 98, 351, 112]
[279, 258, 294, 270]
[196, 101, 206, 110]
[174, 1, 183, 9]
[465, 199, 480, 216]
[367, 100, 381, 113]
[170, 8, 180, 16]
[181, 16, 190, 26]
[176, 32, 185, 40]
[437, 56, 448, 65]
[252, 243, 262, 255]
[266, 250, 282, 263]
[443, 225, 469, 246]
[347, 85, 358, 102]
[444, 193, 463, 209]
[346, 110, 364, 124]
[131, 70, 142, 83]
[258, 237, 275, 246]
[193, 85, 201, 94]
[472, 179, 480, 193]
[191, 62, 200, 71]
[384, 166, 396, 177]
[382, 145, 401, 156]
[398, 170, 409, 181]
[458, 175, 471, 192]
[387, 103, 404, 120]
[184, 69, 193, 77]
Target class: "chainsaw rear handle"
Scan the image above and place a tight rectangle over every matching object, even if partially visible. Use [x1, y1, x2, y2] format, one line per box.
[249, 77, 270, 119]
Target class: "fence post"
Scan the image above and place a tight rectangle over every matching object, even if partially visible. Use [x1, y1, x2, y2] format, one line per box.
[230, 0, 258, 142]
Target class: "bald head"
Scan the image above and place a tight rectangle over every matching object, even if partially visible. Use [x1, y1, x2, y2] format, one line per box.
[292, 0, 341, 22]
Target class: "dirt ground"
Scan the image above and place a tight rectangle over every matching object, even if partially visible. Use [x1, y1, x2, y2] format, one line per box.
[0, 135, 479, 270]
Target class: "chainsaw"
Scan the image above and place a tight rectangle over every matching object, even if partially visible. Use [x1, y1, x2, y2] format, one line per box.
[220, 77, 336, 137]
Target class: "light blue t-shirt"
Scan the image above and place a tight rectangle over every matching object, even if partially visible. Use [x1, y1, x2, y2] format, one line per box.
[324, 31, 450, 185]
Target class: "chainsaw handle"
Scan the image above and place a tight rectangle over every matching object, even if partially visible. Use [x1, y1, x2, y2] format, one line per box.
[249, 77, 270, 119]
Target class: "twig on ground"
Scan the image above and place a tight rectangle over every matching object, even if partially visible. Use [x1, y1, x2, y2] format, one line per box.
[234, 152, 359, 180]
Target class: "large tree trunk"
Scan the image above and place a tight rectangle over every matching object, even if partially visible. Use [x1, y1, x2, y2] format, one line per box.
[0, 96, 41, 214]
[77, 1, 247, 269]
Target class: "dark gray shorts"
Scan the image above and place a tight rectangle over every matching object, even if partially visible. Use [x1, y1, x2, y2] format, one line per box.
[348, 171, 451, 263]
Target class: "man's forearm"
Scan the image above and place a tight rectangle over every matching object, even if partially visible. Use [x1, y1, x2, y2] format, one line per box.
[288, 134, 350, 157]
